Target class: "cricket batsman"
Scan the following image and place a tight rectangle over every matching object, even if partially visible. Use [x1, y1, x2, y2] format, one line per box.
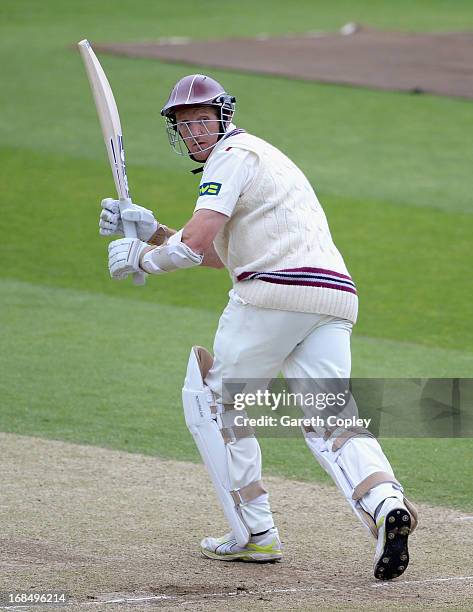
[99, 74, 418, 580]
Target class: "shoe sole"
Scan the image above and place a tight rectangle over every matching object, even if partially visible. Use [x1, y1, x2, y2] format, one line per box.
[374, 508, 411, 580]
[200, 547, 282, 563]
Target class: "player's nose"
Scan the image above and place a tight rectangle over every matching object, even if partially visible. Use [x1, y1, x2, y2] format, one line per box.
[190, 121, 207, 137]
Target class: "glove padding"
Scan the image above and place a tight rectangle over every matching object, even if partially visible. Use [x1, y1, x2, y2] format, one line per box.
[108, 237, 151, 280]
[99, 198, 158, 242]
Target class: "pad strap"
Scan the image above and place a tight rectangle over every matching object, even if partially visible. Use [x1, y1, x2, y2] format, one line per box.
[359, 507, 379, 538]
[352, 471, 401, 501]
[230, 480, 267, 506]
[358, 497, 418, 538]
[220, 409, 255, 444]
[331, 427, 374, 451]
[302, 424, 374, 451]
[356, 477, 418, 537]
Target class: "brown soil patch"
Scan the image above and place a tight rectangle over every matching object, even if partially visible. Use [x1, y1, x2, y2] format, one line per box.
[0, 432, 472, 611]
[94, 27, 473, 100]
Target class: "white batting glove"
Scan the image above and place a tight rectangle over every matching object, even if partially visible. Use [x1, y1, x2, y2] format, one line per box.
[108, 237, 151, 280]
[99, 198, 158, 242]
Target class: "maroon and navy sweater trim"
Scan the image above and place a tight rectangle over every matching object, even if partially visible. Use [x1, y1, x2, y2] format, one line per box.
[236, 267, 357, 295]
[223, 128, 246, 140]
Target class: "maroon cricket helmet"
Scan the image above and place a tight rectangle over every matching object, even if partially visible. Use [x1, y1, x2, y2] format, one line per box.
[161, 74, 236, 158]
[161, 74, 235, 118]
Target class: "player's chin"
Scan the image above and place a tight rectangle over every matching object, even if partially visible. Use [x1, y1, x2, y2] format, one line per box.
[192, 148, 212, 162]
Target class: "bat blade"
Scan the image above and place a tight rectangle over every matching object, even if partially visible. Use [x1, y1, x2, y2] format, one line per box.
[78, 39, 145, 286]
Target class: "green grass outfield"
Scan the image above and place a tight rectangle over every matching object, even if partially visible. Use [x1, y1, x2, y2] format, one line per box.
[1, 1, 472, 511]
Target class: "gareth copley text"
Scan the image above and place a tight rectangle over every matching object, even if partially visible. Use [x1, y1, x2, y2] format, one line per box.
[234, 414, 372, 429]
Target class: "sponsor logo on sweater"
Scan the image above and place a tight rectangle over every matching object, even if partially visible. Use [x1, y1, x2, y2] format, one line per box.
[199, 182, 222, 196]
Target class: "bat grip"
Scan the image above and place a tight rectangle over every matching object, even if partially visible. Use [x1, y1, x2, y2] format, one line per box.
[119, 198, 146, 286]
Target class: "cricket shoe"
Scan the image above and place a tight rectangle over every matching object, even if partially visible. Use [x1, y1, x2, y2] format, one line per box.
[200, 527, 282, 562]
[373, 497, 412, 580]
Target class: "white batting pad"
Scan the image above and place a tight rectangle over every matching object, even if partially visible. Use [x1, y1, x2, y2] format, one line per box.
[303, 432, 404, 538]
[182, 346, 250, 546]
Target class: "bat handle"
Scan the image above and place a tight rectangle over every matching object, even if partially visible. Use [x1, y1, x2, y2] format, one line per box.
[119, 198, 146, 286]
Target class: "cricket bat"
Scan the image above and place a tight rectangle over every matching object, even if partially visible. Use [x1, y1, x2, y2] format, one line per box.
[78, 39, 146, 286]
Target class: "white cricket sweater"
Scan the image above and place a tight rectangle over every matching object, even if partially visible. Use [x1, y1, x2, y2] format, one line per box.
[211, 132, 358, 323]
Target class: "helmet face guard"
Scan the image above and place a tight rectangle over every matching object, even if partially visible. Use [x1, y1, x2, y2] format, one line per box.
[161, 75, 236, 158]
[164, 98, 235, 157]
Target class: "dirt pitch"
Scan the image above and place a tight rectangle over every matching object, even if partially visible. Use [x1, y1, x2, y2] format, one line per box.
[1, 433, 472, 611]
[95, 27, 473, 100]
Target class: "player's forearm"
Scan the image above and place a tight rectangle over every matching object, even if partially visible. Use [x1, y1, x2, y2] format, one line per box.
[146, 209, 226, 269]
[202, 243, 225, 269]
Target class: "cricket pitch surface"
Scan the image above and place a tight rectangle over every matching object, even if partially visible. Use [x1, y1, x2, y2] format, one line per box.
[94, 27, 473, 100]
[1, 433, 472, 611]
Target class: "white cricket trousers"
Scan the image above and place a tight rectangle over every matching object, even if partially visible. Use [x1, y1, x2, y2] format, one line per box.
[205, 291, 401, 534]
